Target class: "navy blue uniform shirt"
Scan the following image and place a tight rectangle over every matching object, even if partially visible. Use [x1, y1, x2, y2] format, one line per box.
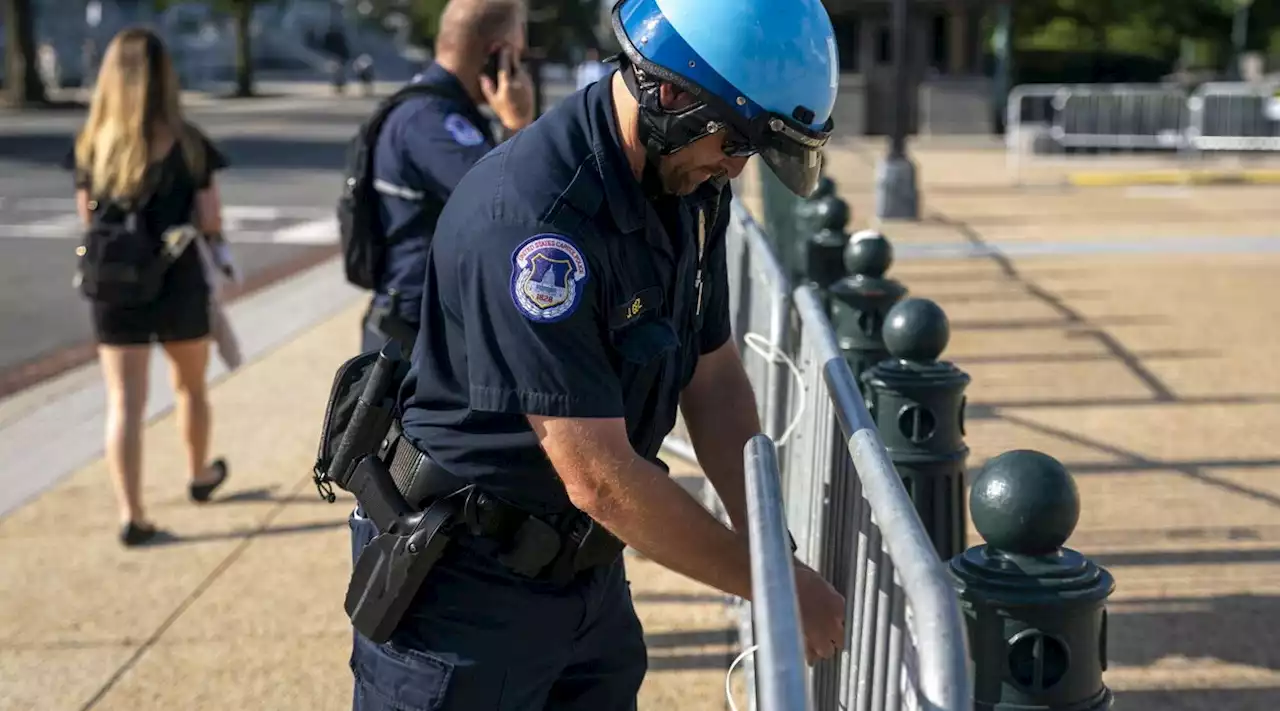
[373, 62, 496, 323]
[398, 75, 734, 515]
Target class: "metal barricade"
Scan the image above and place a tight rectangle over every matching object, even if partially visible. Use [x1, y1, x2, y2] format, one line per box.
[1005, 81, 1280, 184]
[663, 198, 970, 711]
[1190, 81, 1280, 152]
[1005, 83, 1193, 184]
[726, 201, 795, 448]
[788, 287, 971, 711]
[744, 435, 810, 711]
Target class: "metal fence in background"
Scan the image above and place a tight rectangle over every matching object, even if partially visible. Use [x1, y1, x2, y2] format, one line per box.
[1005, 81, 1280, 183]
[669, 201, 972, 711]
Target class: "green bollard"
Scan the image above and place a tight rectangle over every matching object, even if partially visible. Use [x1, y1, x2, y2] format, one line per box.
[951, 450, 1116, 711]
[827, 230, 908, 380]
[795, 175, 837, 237]
[793, 194, 850, 288]
[860, 297, 970, 559]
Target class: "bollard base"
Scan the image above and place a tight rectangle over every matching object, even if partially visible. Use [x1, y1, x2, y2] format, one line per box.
[875, 155, 920, 221]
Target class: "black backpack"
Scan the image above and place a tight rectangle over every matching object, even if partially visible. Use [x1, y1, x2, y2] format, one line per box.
[337, 83, 455, 290]
[76, 195, 180, 308]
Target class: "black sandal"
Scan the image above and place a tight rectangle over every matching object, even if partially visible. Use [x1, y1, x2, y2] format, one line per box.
[190, 458, 229, 503]
[120, 521, 158, 547]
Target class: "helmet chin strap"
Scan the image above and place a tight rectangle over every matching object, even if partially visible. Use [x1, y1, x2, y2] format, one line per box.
[619, 63, 731, 198]
[621, 65, 672, 157]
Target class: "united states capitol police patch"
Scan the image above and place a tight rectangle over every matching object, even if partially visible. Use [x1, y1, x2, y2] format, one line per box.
[510, 234, 589, 323]
[443, 113, 486, 147]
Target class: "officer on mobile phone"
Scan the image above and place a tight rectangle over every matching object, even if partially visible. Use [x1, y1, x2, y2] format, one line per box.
[350, 0, 535, 354]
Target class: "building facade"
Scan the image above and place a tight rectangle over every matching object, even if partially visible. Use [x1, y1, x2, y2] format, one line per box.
[825, 0, 999, 136]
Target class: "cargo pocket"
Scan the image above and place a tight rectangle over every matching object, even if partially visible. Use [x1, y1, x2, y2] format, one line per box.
[351, 637, 454, 711]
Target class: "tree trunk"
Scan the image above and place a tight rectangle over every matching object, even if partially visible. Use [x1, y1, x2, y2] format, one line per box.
[4, 0, 48, 106]
[234, 0, 254, 97]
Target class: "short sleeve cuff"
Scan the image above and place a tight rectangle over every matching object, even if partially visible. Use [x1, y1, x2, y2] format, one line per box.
[470, 385, 624, 419]
[699, 323, 732, 355]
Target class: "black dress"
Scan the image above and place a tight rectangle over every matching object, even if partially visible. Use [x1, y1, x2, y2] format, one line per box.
[66, 127, 230, 346]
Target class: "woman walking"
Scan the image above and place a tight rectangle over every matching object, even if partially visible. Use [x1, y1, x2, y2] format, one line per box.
[68, 27, 232, 546]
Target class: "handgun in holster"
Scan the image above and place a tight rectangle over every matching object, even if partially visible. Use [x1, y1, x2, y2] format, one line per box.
[313, 339, 462, 644]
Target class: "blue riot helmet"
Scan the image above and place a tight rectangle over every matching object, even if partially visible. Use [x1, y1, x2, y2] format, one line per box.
[611, 0, 839, 197]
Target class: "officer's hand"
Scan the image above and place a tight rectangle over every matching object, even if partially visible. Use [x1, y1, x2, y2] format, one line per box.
[793, 561, 846, 664]
[480, 46, 535, 132]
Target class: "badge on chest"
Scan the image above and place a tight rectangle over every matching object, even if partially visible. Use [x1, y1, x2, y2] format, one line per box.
[510, 234, 590, 323]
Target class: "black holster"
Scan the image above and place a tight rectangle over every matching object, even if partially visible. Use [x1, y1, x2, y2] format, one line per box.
[345, 485, 465, 643]
[314, 340, 464, 643]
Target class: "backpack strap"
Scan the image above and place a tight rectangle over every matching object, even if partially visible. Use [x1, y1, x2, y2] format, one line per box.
[362, 82, 475, 245]
[363, 82, 467, 204]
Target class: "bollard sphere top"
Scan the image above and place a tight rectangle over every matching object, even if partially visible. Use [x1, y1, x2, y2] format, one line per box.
[810, 176, 836, 200]
[812, 196, 851, 233]
[844, 230, 893, 277]
[883, 298, 949, 362]
[971, 450, 1081, 556]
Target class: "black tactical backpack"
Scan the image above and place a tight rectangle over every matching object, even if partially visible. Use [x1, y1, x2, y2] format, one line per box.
[76, 193, 178, 308]
[336, 83, 454, 290]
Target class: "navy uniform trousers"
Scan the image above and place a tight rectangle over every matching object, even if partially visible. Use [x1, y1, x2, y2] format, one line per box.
[348, 512, 648, 710]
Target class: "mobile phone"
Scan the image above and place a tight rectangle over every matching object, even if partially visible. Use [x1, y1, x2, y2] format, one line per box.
[483, 47, 506, 84]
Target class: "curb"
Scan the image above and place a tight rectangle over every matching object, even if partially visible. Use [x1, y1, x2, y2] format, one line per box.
[1067, 169, 1280, 187]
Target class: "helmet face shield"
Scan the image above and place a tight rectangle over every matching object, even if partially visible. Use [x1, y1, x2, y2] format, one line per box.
[747, 112, 832, 197]
[759, 141, 824, 197]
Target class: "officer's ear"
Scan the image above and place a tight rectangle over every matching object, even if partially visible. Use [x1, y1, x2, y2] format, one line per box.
[658, 83, 698, 113]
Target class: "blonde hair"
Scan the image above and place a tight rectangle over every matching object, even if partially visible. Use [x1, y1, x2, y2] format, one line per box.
[74, 27, 203, 201]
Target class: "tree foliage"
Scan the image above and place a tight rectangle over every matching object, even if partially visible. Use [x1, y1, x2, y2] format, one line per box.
[3, 0, 47, 105]
[1016, 0, 1278, 62]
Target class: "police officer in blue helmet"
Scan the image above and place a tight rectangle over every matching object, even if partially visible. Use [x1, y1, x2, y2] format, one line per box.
[346, 0, 846, 707]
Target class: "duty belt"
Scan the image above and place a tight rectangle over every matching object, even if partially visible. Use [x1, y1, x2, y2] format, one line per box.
[381, 425, 625, 585]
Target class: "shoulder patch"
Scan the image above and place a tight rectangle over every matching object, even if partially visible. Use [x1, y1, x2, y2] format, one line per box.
[510, 234, 590, 323]
[444, 113, 486, 147]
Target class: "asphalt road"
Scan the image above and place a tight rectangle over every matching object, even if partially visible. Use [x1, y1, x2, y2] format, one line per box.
[0, 81, 580, 397]
[0, 96, 379, 395]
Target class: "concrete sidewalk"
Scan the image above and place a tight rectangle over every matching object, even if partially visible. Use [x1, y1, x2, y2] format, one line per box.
[817, 141, 1280, 710]
[0, 259, 739, 711]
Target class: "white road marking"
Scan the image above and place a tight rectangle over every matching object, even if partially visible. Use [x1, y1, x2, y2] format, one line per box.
[0, 207, 335, 244]
[272, 218, 338, 244]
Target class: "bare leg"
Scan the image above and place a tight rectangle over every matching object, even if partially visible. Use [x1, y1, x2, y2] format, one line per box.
[161, 337, 214, 484]
[99, 344, 152, 525]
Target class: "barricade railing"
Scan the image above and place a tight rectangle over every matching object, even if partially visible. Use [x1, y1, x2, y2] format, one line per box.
[1190, 81, 1280, 152]
[1005, 81, 1280, 184]
[788, 286, 971, 711]
[741, 434, 810, 711]
[665, 198, 971, 711]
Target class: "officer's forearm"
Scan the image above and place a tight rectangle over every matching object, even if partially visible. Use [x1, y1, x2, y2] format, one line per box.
[679, 349, 761, 533]
[581, 455, 754, 601]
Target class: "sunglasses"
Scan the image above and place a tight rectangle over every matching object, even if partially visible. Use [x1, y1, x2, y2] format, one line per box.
[704, 121, 757, 158]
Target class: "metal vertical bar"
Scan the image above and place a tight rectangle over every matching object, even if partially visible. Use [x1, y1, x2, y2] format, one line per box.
[745, 436, 811, 711]
[853, 522, 882, 711]
[868, 551, 895, 711]
[884, 580, 907, 711]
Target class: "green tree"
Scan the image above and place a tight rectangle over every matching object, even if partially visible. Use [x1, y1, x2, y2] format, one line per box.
[407, 0, 449, 48]
[3, 0, 47, 106]
[228, 0, 256, 97]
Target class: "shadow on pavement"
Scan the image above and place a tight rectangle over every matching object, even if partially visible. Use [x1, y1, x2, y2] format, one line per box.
[136, 518, 345, 547]
[1110, 593, 1280, 711]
